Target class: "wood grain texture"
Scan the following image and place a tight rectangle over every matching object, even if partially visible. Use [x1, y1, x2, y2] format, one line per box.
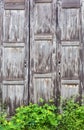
[3, 10, 25, 42]
[1, 0, 29, 115]
[57, 1, 81, 101]
[23, 0, 29, 106]
[62, 0, 80, 8]
[3, 45, 25, 80]
[81, 1, 84, 103]
[5, 0, 25, 3]
[0, 10, 3, 83]
[33, 75, 53, 103]
[33, 40, 52, 73]
[61, 84, 79, 99]
[2, 84, 24, 115]
[82, 2, 84, 43]
[34, 2, 52, 34]
[60, 9, 80, 41]
[35, 0, 52, 3]
[5, 0, 25, 10]
[5, 3, 25, 10]
[61, 44, 79, 79]
[30, 0, 57, 103]
[0, 0, 3, 112]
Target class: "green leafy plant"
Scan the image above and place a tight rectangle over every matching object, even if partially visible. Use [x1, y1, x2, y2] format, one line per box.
[9, 103, 58, 130]
[0, 98, 84, 130]
[0, 112, 8, 130]
[57, 99, 84, 130]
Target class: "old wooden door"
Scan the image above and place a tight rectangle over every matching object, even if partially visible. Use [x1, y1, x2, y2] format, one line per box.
[30, 0, 57, 103]
[57, 0, 82, 99]
[0, 0, 29, 114]
[0, 0, 83, 114]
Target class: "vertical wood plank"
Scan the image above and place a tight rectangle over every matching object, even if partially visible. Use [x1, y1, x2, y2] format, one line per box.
[55, 0, 61, 106]
[0, 0, 4, 111]
[81, 1, 84, 104]
[23, 0, 29, 105]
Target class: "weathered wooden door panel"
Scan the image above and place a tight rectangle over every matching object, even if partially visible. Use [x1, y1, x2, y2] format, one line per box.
[2, 84, 24, 113]
[58, 4, 81, 99]
[3, 44, 25, 80]
[61, 42, 79, 79]
[33, 74, 53, 103]
[30, 0, 56, 103]
[1, 0, 29, 114]
[3, 10, 25, 43]
[60, 9, 80, 41]
[33, 40, 52, 73]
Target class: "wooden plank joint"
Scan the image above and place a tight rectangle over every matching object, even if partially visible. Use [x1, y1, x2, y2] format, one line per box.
[4, 0, 25, 10]
[62, 0, 80, 8]
[35, 0, 52, 3]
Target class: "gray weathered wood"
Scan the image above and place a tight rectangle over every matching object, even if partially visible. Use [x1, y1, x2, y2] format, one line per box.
[5, 0, 25, 10]
[81, 1, 84, 103]
[0, 0, 3, 112]
[1, 0, 29, 115]
[62, 0, 80, 8]
[5, 0, 24, 2]
[35, 0, 52, 3]
[57, 0, 81, 101]
[60, 9, 80, 41]
[3, 10, 25, 42]
[30, 0, 57, 103]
